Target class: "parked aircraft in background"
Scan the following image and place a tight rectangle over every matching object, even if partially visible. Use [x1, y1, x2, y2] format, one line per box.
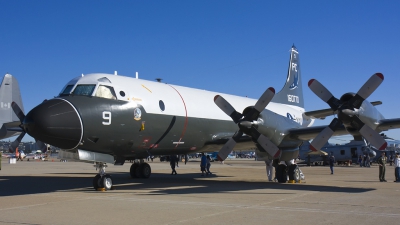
[4, 45, 400, 190]
[0, 74, 24, 141]
[299, 140, 376, 166]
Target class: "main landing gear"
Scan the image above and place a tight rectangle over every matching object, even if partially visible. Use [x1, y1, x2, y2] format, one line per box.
[130, 160, 151, 178]
[93, 162, 113, 190]
[276, 163, 301, 183]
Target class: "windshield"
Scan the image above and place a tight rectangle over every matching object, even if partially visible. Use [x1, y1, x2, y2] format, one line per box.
[72, 85, 96, 96]
[59, 85, 74, 96]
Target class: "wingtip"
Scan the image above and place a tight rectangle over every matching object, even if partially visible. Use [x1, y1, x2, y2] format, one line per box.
[308, 79, 315, 87]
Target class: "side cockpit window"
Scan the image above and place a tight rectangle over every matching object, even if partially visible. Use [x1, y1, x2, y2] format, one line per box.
[59, 85, 74, 96]
[73, 85, 96, 96]
[95, 85, 117, 100]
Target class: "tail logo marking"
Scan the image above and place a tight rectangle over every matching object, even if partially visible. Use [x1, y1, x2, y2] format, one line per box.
[289, 63, 299, 90]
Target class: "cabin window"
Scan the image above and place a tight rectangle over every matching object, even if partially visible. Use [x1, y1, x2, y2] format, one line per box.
[95, 85, 117, 100]
[340, 150, 345, 155]
[72, 85, 96, 96]
[159, 100, 165, 111]
[60, 85, 74, 96]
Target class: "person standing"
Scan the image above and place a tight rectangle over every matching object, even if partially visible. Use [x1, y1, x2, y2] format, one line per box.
[170, 155, 177, 175]
[200, 153, 207, 176]
[206, 155, 212, 175]
[329, 152, 335, 174]
[265, 159, 274, 181]
[394, 153, 400, 182]
[365, 155, 371, 167]
[377, 152, 387, 182]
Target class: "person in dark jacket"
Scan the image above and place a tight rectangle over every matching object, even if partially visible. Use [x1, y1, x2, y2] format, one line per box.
[170, 155, 177, 175]
[329, 152, 335, 175]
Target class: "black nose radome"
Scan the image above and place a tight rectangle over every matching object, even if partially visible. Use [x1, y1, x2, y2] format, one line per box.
[23, 99, 83, 149]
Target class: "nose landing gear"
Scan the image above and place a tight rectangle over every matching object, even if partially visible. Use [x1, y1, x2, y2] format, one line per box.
[93, 162, 113, 191]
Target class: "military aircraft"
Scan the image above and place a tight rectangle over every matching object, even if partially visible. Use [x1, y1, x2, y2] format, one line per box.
[0, 74, 24, 141]
[299, 140, 377, 166]
[4, 45, 400, 190]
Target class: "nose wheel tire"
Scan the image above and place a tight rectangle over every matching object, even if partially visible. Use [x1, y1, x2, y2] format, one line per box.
[102, 175, 113, 190]
[276, 164, 288, 183]
[93, 174, 103, 190]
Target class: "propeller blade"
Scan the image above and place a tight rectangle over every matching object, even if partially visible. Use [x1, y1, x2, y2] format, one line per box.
[9, 132, 26, 153]
[254, 87, 275, 113]
[247, 126, 280, 158]
[256, 134, 281, 158]
[308, 79, 340, 110]
[11, 102, 25, 122]
[349, 73, 384, 109]
[359, 125, 387, 150]
[243, 87, 275, 121]
[214, 95, 242, 123]
[310, 118, 342, 151]
[217, 130, 243, 161]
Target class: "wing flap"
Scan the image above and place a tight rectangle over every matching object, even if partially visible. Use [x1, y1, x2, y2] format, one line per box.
[285, 125, 348, 141]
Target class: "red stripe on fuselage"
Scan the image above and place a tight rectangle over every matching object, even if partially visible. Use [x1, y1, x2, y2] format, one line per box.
[168, 85, 188, 148]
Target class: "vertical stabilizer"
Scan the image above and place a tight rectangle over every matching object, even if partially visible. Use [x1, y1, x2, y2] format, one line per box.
[271, 45, 304, 109]
[0, 74, 24, 123]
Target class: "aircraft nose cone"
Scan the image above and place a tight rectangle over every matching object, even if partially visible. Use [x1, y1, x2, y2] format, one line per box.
[23, 99, 83, 149]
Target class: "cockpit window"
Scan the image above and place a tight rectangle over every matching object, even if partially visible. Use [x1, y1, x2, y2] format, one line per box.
[72, 85, 96, 96]
[59, 85, 74, 96]
[95, 85, 117, 100]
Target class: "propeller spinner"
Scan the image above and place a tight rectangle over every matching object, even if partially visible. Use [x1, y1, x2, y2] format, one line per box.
[308, 73, 387, 151]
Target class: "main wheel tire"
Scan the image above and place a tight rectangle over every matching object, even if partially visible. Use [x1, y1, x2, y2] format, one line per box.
[101, 174, 113, 190]
[140, 163, 151, 178]
[276, 164, 288, 183]
[93, 174, 103, 190]
[130, 163, 139, 178]
[288, 165, 300, 182]
[135, 164, 143, 178]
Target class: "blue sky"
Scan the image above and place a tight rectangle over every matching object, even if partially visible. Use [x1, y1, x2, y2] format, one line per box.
[1, 1, 400, 144]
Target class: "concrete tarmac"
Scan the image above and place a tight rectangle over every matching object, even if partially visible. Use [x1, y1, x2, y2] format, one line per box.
[1, 157, 400, 225]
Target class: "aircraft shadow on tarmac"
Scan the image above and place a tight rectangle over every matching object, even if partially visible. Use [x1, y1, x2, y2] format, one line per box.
[0, 172, 375, 197]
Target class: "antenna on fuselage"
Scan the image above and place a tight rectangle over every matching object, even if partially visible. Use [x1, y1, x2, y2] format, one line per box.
[114, 71, 118, 75]
[136, 72, 139, 79]
[156, 78, 162, 82]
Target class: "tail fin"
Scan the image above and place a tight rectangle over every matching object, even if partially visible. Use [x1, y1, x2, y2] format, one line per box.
[271, 45, 304, 109]
[0, 73, 24, 123]
[0, 74, 24, 140]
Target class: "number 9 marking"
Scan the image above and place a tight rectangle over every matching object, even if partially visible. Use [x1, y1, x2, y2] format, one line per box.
[102, 111, 111, 125]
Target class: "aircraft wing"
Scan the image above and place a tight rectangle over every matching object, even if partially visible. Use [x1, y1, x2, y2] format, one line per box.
[285, 125, 348, 141]
[376, 118, 400, 131]
[304, 101, 382, 119]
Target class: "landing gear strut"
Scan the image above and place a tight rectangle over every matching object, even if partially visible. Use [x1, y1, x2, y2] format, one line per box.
[130, 160, 151, 178]
[93, 162, 113, 190]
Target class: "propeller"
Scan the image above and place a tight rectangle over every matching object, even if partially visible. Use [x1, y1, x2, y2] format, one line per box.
[8, 102, 26, 153]
[308, 73, 387, 151]
[8, 102, 47, 153]
[214, 87, 280, 161]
